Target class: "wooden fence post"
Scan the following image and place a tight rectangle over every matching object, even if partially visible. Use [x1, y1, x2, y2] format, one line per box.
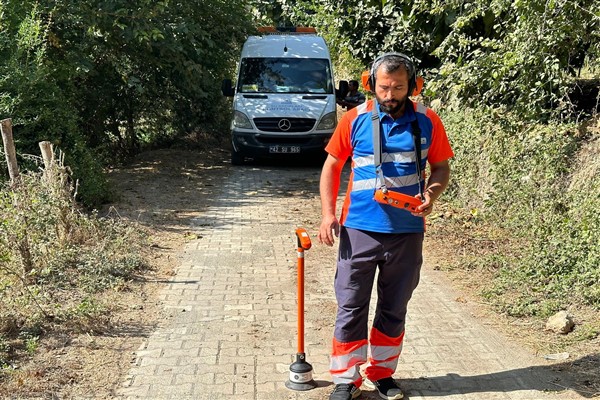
[39, 140, 55, 183]
[39, 141, 54, 170]
[1, 118, 20, 182]
[1, 118, 33, 275]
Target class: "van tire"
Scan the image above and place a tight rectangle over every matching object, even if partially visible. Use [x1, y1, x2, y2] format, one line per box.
[231, 150, 245, 165]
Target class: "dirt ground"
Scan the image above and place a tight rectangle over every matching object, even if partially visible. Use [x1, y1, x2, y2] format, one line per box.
[2, 141, 599, 399]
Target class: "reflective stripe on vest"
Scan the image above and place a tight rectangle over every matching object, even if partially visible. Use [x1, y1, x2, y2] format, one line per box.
[355, 101, 369, 115]
[351, 174, 422, 192]
[416, 102, 427, 115]
[353, 148, 430, 169]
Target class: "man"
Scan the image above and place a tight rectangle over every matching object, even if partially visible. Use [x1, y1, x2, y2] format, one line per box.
[337, 80, 366, 110]
[318, 53, 453, 400]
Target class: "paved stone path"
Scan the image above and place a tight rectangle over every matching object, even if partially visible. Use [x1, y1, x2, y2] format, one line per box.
[118, 164, 585, 399]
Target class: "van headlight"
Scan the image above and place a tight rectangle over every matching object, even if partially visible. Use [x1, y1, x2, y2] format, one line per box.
[316, 112, 337, 130]
[233, 111, 253, 129]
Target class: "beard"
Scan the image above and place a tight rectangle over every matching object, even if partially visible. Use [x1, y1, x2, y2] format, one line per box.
[377, 95, 407, 116]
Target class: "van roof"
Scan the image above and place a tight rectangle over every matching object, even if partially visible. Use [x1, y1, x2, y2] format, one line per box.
[257, 27, 317, 34]
[241, 35, 330, 59]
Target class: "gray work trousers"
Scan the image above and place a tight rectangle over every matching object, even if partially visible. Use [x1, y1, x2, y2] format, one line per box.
[333, 226, 424, 342]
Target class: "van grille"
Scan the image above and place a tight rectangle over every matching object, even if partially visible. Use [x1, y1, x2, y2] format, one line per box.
[254, 118, 316, 133]
[255, 136, 313, 145]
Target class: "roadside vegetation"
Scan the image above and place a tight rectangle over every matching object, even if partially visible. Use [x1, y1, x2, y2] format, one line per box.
[438, 109, 600, 336]
[286, 0, 600, 349]
[0, 0, 254, 206]
[0, 0, 256, 388]
[0, 156, 148, 371]
[0, 0, 599, 394]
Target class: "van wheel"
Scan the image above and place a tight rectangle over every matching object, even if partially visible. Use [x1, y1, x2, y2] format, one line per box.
[231, 150, 245, 165]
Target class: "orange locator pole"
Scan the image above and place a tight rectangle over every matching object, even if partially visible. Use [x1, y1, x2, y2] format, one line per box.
[295, 228, 311, 354]
[286, 228, 317, 391]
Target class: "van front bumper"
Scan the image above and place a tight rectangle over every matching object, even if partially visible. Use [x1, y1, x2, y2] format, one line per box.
[231, 130, 332, 159]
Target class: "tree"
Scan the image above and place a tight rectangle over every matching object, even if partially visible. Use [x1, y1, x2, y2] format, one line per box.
[281, 0, 600, 119]
[0, 0, 255, 205]
[432, 0, 600, 118]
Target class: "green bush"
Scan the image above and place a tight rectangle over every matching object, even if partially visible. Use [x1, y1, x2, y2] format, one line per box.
[0, 156, 148, 367]
[440, 107, 600, 316]
[284, 1, 600, 120]
[1, 0, 255, 206]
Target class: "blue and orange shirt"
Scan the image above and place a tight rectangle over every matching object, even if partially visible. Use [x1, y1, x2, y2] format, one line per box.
[325, 99, 454, 233]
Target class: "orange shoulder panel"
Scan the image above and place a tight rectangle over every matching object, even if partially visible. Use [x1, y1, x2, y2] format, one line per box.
[425, 108, 454, 164]
[325, 102, 372, 161]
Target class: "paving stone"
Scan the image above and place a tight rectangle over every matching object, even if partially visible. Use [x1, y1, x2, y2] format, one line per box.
[116, 166, 584, 399]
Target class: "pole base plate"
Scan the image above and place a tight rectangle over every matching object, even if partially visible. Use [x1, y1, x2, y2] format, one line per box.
[285, 379, 318, 391]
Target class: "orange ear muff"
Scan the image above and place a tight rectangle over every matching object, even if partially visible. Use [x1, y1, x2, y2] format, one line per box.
[361, 70, 371, 92]
[412, 76, 424, 97]
[363, 71, 423, 96]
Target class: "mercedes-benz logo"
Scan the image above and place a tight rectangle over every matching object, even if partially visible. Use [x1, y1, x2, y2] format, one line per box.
[278, 119, 291, 131]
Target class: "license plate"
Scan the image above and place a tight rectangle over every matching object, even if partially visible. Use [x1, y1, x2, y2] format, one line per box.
[269, 145, 300, 154]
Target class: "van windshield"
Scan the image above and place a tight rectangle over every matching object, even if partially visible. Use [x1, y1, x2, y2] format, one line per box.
[238, 58, 333, 94]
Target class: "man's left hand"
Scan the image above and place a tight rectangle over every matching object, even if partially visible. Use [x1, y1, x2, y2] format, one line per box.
[411, 193, 433, 217]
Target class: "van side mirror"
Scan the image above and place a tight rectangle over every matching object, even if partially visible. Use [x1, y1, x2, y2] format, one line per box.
[336, 80, 349, 100]
[222, 79, 235, 97]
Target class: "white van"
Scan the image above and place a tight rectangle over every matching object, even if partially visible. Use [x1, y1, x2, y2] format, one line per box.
[222, 27, 347, 164]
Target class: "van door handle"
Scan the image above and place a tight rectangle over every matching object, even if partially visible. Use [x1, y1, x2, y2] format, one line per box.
[243, 94, 268, 99]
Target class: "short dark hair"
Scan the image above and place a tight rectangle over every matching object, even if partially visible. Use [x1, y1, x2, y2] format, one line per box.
[377, 55, 414, 78]
[349, 80, 359, 86]
[368, 53, 417, 93]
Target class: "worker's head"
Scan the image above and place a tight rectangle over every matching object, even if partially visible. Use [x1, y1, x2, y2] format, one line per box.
[371, 54, 415, 116]
[368, 53, 416, 95]
[348, 80, 359, 91]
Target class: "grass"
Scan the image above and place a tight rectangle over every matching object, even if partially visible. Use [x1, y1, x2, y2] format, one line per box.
[0, 151, 149, 378]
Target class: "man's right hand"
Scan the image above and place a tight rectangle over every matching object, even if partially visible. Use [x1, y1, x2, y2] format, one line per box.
[318, 215, 340, 246]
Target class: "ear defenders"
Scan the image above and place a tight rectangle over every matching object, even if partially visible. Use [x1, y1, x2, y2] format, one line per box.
[361, 52, 423, 96]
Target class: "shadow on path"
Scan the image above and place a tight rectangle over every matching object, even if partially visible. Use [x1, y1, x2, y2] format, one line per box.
[356, 354, 600, 399]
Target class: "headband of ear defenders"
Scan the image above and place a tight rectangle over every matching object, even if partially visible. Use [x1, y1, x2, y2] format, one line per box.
[361, 52, 423, 96]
